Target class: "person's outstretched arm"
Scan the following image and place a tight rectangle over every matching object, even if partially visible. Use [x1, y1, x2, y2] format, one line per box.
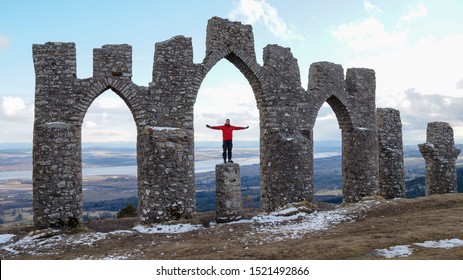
[231, 125, 249, 130]
[206, 124, 223, 130]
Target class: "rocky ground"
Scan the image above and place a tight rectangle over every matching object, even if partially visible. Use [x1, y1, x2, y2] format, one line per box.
[1, 193, 463, 260]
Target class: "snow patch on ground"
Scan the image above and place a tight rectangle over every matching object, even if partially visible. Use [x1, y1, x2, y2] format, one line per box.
[133, 223, 202, 234]
[415, 238, 463, 249]
[1, 229, 134, 257]
[372, 238, 463, 258]
[372, 245, 413, 258]
[272, 207, 300, 216]
[0, 234, 15, 244]
[250, 202, 376, 242]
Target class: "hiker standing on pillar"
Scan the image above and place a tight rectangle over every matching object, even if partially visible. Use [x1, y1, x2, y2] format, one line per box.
[206, 119, 249, 163]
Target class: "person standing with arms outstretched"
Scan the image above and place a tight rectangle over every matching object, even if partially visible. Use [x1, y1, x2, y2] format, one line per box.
[206, 119, 249, 163]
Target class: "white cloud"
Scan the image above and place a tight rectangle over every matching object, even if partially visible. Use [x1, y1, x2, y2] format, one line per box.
[313, 104, 342, 142]
[331, 6, 463, 143]
[364, 0, 383, 15]
[457, 78, 463, 90]
[82, 92, 136, 142]
[396, 90, 463, 124]
[229, 0, 303, 41]
[0, 35, 11, 51]
[2, 96, 26, 115]
[332, 18, 408, 52]
[82, 111, 136, 142]
[83, 121, 97, 129]
[94, 94, 126, 109]
[343, 33, 463, 104]
[194, 80, 259, 142]
[196, 81, 257, 115]
[0, 96, 33, 122]
[401, 3, 428, 22]
[331, 12, 463, 99]
[378, 89, 463, 144]
[0, 96, 33, 143]
[346, 33, 463, 142]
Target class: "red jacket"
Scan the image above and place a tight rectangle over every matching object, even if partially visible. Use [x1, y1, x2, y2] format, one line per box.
[209, 124, 246, 140]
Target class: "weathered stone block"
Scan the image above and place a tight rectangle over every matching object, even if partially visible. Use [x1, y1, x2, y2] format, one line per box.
[206, 16, 255, 60]
[93, 44, 132, 79]
[215, 163, 243, 223]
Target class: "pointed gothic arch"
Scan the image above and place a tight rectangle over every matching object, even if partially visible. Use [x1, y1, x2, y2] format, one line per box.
[32, 18, 380, 229]
[308, 62, 379, 203]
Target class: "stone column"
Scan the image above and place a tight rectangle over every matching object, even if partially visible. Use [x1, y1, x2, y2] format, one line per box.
[32, 42, 83, 228]
[419, 122, 461, 195]
[215, 163, 243, 223]
[342, 68, 379, 202]
[342, 128, 379, 202]
[138, 126, 195, 223]
[259, 45, 313, 212]
[144, 35, 198, 223]
[33, 122, 82, 228]
[377, 108, 405, 199]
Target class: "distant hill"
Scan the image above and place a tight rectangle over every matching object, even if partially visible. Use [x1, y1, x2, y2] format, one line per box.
[1, 143, 461, 219]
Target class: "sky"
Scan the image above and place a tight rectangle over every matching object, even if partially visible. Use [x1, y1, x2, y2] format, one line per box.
[1, 0, 463, 146]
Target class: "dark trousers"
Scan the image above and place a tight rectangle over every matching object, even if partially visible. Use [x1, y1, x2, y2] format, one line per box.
[222, 140, 233, 162]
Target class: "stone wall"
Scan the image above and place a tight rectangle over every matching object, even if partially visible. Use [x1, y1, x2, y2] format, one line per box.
[33, 17, 406, 228]
[419, 122, 461, 195]
[376, 108, 405, 198]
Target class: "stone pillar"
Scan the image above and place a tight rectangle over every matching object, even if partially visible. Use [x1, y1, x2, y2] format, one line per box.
[342, 68, 379, 202]
[33, 122, 82, 228]
[215, 163, 243, 223]
[140, 35, 198, 224]
[418, 122, 461, 195]
[377, 108, 405, 199]
[138, 126, 195, 223]
[259, 45, 312, 212]
[342, 128, 379, 202]
[32, 42, 83, 229]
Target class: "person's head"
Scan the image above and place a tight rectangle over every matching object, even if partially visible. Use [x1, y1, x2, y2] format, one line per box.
[225, 119, 230, 125]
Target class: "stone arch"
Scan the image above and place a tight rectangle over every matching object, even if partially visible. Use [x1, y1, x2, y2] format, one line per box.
[73, 78, 143, 128]
[199, 50, 264, 105]
[31, 42, 155, 228]
[192, 53, 262, 214]
[311, 95, 352, 202]
[32, 17, 381, 228]
[308, 62, 354, 129]
[191, 22, 266, 213]
[308, 62, 379, 203]
[313, 95, 353, 131]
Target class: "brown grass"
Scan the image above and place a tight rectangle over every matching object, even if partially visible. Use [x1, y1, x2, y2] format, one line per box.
[1, 193, 462, 260]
